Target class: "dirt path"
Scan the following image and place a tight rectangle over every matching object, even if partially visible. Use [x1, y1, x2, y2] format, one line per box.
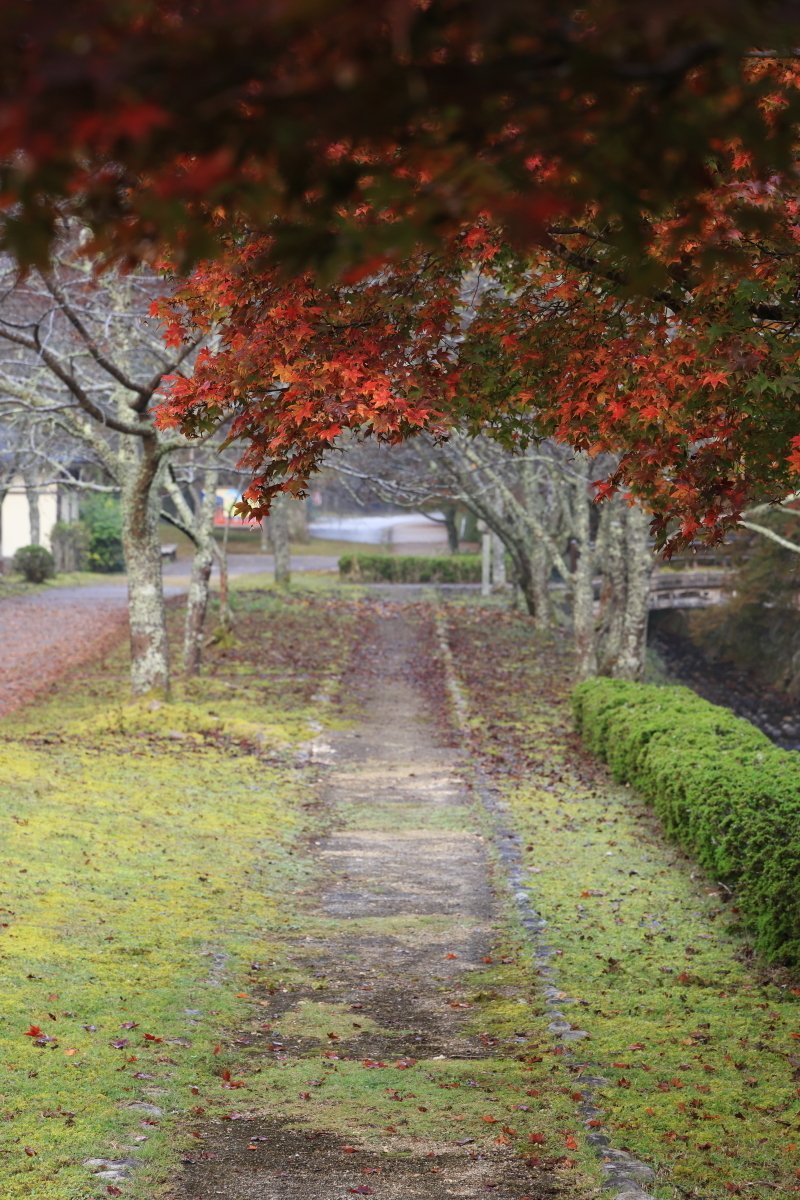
[172, 607, 599, 1200]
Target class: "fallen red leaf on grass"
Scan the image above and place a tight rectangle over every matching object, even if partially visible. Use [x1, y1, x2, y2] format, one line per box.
[220, 1068, 246, 1088]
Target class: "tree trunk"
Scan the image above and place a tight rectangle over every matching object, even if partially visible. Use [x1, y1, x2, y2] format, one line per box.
[214, 539, 232, 635]
[121, 450, 170, 697]
[513, 553, 537, 617]
[443, 504, 460, 554]
[571, 458, 597, 679]
[0, 484, 8, 567]
[491, 530, 507, 589]
[182, 472, 217, 676]
[510, 536, 550, 628]
[25, 476, 41, 545]
[268, 492, 291, 586]
[613, 504, 653, 680]
[529, 537, 551, 630]
[595, 498, 626, 674]
[517, 460, 552, 630]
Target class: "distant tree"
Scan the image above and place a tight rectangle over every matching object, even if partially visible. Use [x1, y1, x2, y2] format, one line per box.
[338, 432, 654, 678]
[0, 238, 212, 694]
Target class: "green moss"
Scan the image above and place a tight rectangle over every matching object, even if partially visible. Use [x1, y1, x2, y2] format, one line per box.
[276, 1000, 385, 1042]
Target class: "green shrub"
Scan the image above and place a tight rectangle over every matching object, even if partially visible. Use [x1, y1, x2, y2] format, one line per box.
[50, 520, 90, 572]
[81, 494, 125, 573]
[13, 544, 56, 583]
[572, 678, 800, 963]
[339, 552, 482, 584]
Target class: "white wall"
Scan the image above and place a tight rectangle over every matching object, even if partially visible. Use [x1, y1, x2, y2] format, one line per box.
[1, 476, 59, 557]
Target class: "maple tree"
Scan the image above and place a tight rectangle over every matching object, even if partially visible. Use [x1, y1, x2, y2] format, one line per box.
[151, 230, 467, 512]
[456, 156, 800, 545]
[156, 145, 800, 547]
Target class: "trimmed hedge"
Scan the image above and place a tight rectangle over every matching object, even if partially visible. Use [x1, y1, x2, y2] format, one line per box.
[572, 678, 800, 964]
[339, 552, 481, 584]
[13, 544, 55, 583]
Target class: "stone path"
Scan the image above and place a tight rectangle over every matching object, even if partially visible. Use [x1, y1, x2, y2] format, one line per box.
[174, 609, 594, 1200]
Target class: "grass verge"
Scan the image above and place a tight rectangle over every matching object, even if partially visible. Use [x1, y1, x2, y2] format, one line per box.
[573, 677, 800, 963]
[444, 605, 800, 1200]
[0, 591, 360, 1200]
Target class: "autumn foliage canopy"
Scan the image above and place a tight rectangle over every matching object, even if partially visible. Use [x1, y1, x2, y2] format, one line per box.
[156, 148, 800, 545]
[3, 2, 800, 542]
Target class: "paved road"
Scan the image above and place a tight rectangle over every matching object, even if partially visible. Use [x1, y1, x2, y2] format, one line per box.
[163, 551, 340, 580]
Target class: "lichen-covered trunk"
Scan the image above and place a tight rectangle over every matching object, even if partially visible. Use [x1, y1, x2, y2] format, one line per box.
[572, 459, 597, 679]
[182, 473, 217, 676]
[0, 485, 8, 565]
[613, 504, 653, 680]
[268, 492, 291, 586]
[491, 530, 507, 589]
[573, 565, 597, 678]
[182, 548, 213, 675]
[518, 462, 552, 630]
[214, 540, 232, 636]
[595, 498, 627, 674]
[529, 537, 551, 630]
[120, 448, 169, 696]
[513, 537, 551, 629]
